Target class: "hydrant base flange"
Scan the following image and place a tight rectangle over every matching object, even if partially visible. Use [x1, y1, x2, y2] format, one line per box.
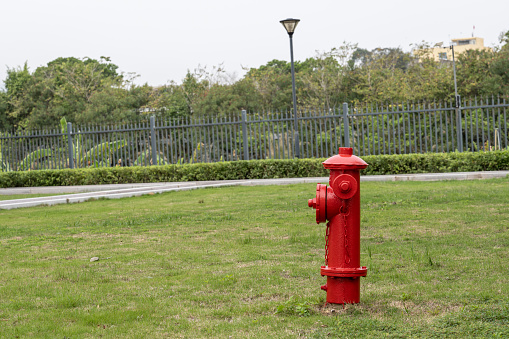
[321, 266, 367, 278]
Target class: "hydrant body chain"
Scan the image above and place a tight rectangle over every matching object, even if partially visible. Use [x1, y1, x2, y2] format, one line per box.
[308, 147, 368, 304]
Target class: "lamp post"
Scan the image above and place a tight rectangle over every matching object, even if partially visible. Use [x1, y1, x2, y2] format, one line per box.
[280, 18, 300, 158]
[450, 44, 463, 152]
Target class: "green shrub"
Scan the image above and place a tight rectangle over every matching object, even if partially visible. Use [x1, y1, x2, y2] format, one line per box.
[1, 150, 508, 188]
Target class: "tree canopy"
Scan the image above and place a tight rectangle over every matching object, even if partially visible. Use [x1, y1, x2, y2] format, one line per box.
[1, 31, 508, 131]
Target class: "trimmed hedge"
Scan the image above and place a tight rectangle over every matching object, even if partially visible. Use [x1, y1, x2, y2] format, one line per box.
[1, 150, 509, 188]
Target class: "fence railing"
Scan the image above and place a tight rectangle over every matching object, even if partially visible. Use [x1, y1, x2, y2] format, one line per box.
[1, 97, 508, 171]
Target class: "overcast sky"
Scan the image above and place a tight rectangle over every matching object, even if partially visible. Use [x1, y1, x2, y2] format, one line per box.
[1, 0, 508, 88]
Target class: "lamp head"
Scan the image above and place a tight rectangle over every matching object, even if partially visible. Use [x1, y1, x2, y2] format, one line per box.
[280, 18, 300, 36]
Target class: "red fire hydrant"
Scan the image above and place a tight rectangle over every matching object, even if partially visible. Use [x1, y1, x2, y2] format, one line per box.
[308, 147, 368, 304]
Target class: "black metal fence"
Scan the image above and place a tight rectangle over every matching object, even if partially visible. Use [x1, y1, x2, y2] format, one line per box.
[1, 97, 508, 171]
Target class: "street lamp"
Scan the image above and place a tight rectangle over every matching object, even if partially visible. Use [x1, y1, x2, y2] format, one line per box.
[280, 18, 300, 158]
[450, 45, 460, 109]
[450, 44, 463, 152]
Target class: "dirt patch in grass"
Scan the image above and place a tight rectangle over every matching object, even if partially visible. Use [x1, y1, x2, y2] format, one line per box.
[317, 299, 462, 322]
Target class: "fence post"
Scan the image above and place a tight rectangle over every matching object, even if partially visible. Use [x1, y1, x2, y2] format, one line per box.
[150, 115, 157, 165]
[67, 122, 74, 169]
[241, 110, 249, 160]
[456, 95, 463, 152]
[342, 103, 350, 148]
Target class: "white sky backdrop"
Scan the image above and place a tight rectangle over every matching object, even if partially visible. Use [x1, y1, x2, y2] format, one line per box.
[1, 0, 508, 88]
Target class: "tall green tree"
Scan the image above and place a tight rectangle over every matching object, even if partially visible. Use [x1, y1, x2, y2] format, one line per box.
[244, 60, 294, 112]
[456, 49, 494, 98]
[3, 57, 149, 128]
[142, 82, 190, 119]
[0, 91, 9, 130]
[481, 30, 509, 98]
[349, 44, 455, 104]
[298, 44, 357, 109]
[1, 62, 32, 129]
[350, 47, 414, 103]
[181, 71, 208, 115]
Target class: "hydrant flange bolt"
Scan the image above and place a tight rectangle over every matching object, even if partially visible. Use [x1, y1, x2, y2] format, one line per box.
[340, 181, 350, 192]
[332, 174, 358, 200]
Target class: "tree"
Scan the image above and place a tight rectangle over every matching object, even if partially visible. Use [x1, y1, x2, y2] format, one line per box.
[0, 92, 9, 130]
[1, 62, 32, 129]
[455, 49, 494, 98]
[4, 57, 147, 128]
[181, 71, 208, 115]
[481, 30, 509, 98]
[350, 47, 414, 103]
[349, 44, 455, 104]
[298, 44, 357, 110]
[2, 32, 508, 130]
[142, 83, 191, 119]
[80, 82, 150, 125]
[244, 60, 294, 112]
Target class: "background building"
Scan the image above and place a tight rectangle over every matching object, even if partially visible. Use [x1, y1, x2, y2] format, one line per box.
[415, 37, 492, 61]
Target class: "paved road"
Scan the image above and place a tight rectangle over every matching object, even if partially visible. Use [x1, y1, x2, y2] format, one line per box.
[1, 171, 508, 210]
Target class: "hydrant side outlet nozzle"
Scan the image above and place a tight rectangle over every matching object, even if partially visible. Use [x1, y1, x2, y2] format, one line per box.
[308, 147, 368, 304]
[308, 198, 314, 208]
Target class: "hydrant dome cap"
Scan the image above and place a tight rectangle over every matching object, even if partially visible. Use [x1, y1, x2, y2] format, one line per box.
[322, 147, 368, 170]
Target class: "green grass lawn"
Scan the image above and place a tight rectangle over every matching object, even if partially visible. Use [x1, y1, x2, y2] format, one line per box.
[1, 179, 508, 338]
